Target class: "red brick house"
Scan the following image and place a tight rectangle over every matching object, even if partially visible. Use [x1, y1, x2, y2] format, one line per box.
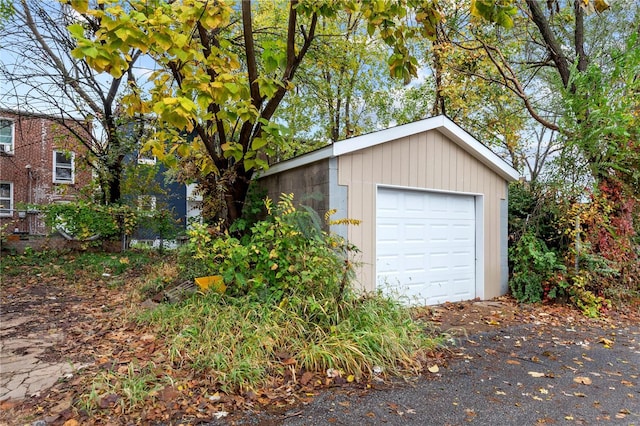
[0, 109, 92, 235]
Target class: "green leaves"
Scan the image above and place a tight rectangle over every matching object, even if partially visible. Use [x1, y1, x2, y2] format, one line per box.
[470, 0, 518, 29]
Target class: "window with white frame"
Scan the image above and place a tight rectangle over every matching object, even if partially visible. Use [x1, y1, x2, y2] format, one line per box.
[0, 119, 14, 154]
[0, 182, 13, 216]
[137, 195, 157, 212]
[137, 149, 156, 165]
[53, 150, 75, 184]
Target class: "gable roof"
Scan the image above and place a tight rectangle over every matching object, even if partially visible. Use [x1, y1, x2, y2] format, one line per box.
[260, 115, 520, 182]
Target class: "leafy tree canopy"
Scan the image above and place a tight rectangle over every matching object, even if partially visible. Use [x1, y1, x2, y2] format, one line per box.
[67, 0, 442, 226]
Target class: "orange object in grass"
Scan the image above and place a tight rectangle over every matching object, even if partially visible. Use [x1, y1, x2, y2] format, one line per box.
[194, 275, 226, 293]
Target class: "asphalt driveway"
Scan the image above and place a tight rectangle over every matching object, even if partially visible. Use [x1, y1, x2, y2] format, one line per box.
[225, 319, 639, 425]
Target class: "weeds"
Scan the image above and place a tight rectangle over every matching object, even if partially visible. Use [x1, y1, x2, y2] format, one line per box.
[78, 362, 168, 415]
[139, 290, 444, 393]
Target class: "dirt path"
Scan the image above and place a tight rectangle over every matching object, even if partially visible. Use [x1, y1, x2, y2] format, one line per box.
[0, 272, 143, 425]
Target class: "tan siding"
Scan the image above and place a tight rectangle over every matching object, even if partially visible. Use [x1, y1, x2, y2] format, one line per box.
[417, 133, 427, 185]
[408, 135, 419, 187]
[340, 128, 507, 298]
[433, 134, 443, 188]
[426, 132, 435, 185]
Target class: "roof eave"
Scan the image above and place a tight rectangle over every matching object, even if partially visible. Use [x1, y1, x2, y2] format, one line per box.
[258, 115, 520, 182]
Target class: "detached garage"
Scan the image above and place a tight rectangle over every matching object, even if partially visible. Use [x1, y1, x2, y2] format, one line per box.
[258, 115, 519, 305]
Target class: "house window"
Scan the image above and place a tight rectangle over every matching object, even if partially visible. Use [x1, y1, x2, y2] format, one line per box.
[137, 150, 156, 165]
[53, 150, 75, 184]
[0, 119, 14, 154]
[137, 195, 157, 212]
[0, 182, 13, 216]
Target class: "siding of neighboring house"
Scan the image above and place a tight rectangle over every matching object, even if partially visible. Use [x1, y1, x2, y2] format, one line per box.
[0, 110, 92, 235]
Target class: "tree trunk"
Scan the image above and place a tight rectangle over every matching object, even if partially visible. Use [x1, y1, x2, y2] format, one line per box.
[106, 162, 122, 205]
[223, 167, 253, 226]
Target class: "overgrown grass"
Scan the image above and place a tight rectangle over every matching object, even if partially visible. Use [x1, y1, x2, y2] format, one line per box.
[138, 291, 444, 393]
[0, 248, 163, 281]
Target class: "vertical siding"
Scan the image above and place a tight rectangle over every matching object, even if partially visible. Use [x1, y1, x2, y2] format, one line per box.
[338, 129, 507, 298]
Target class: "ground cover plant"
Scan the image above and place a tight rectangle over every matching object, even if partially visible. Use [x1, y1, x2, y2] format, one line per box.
[3, 194, 446, 419]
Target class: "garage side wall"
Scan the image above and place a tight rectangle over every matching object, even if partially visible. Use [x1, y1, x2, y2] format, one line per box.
[338, 129, 508, 299]
[258, 159, 331, 229]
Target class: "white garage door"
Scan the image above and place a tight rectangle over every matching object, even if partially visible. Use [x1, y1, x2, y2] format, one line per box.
[376, 187, 476, 305]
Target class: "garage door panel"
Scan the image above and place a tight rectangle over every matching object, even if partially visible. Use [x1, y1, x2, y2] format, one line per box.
[376, 188, 476, 305]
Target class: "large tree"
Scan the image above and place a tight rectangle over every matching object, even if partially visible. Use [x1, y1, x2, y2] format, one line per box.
[465, 0, 639, 188]
[469, 0, 640, 289]
[68, 0, 442, 226]
[0, 0, 143, 204]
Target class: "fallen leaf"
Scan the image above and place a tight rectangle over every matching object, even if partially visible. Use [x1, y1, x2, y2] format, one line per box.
[599, 337, 614, 347]
[506, 359, 521, 365]
[428, 365, 440, 373]
[528, 372, 545, 378]
[0, 400, 19, 410]
[63, 420, 79, 426]
[98, 393, 119, 409]
[574, 376, 592, 385]
[301, 371, 314, 386]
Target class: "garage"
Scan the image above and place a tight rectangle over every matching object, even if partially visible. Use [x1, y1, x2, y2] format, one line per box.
[376, 187, 476, 305]
[258, 115, 519, 304]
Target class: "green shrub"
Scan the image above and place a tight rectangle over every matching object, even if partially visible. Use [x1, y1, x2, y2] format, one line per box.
[509, 231, 566, 303]
[37, 201, 139, 242]
[140, 193, 446, 393]
[567, 271, 611, 317]
[181, 194, 355, 303]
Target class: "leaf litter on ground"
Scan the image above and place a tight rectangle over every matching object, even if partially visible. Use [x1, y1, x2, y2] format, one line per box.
[1, 253, 639, 425]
